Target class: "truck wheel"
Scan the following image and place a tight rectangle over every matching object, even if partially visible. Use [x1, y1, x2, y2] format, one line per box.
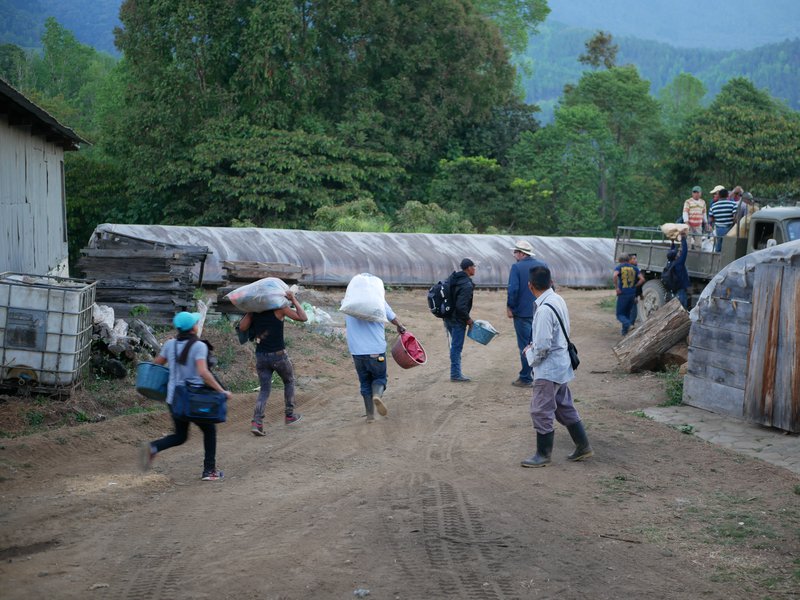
[639, 280, 667, 322]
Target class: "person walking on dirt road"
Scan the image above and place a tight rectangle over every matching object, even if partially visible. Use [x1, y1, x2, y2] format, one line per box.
[140, 311, 232, 481]
[506, 241, 546, 388]
[238, 290, 308, 436]
[444, 258, 476, 382]
[613, 254, 644, 336]
[345, 299, 406, 422]
[521, 266, 592, 468]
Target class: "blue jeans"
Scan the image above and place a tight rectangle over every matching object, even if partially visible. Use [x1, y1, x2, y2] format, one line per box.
[513, 316, 533, 383]
[444, 320, 467, 378]
[715, 225, 731, 252]
[675, 288, 688, 309]
[616, 293, 635, 334]
[352, 354, 388, 399]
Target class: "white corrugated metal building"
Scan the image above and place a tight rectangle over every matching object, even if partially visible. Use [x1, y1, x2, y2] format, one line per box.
[0, 78, 86, 276]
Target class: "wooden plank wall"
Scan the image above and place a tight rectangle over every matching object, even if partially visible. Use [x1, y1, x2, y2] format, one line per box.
[683, 269, 753, 417]
[744, 264, 800, 432]
[0, 117, 68, 276]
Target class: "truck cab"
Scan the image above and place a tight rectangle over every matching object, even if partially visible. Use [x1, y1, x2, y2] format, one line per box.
[614, 206, 800, 321]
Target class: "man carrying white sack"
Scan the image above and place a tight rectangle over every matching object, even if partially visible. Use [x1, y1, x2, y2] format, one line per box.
[342, 274, 405, 422]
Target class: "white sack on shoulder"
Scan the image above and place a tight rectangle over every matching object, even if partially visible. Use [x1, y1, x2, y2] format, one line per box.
[660, 223, 689, 240]
[225, 277, 290, 312]
[340, 273, 387, 322]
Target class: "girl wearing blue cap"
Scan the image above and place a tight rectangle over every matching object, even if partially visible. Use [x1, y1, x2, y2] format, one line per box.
[140, 311, 231, 480]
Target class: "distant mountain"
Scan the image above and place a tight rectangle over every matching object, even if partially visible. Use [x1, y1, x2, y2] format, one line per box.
[0, 0, 120, 54]
[520, 22, 800, 122]
[547, 0, 800, 50]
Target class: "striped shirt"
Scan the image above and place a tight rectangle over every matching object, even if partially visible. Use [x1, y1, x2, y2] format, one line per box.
[709, 199, 738, 228]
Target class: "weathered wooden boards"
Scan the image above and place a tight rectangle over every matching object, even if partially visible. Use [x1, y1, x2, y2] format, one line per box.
[78, 232, 209, 325]
[613, 298, 690, 372]
[744, 264, 799, 432]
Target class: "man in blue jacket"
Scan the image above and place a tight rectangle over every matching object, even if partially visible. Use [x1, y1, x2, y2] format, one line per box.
[506, 240, 546, 388]
[668, 232, 691, 309]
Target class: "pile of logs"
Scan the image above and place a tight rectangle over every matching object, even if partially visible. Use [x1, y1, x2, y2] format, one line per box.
[613, 298, 690, 372]
[215, 260, 307, 314]
[91, 304, 161, 378]
[78, 232, 210, 325]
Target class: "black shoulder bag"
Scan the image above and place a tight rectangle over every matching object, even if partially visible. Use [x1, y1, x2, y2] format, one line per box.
[543, 303, 580, 371]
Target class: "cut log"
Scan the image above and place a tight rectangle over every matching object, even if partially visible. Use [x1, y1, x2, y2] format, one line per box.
[613, 298, 691, 372]
[129, 318, 161, 355]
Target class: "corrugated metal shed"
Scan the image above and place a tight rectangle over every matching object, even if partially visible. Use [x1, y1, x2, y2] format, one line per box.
[89, 224, 616, 288]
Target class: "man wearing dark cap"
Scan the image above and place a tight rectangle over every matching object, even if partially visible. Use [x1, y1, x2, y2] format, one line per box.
[444, 258, 476, 382]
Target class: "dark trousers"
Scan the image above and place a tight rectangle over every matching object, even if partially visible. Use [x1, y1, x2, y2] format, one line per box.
[253, 351, 296, 424]
[152, 409, 217, 472]
[512, 316, 533, 383]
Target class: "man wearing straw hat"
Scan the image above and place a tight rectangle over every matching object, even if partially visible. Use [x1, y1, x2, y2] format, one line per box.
[507, 240, 546, 388]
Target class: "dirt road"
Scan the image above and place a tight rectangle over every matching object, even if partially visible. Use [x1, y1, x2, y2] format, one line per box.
[1, 289, 798, 599]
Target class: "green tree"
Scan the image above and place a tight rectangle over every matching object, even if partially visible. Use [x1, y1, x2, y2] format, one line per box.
[473, 0, 550, 54]
[0, 43, 29, 88]
[658, 72, 707, 131]
[578, 30, 618, 70]
[666, 78, 800, 198]
[562, 65, 662, 157]
[313, 198, 391, 232]
[112, 0, 518, 223]
[393, 200, 475, 233]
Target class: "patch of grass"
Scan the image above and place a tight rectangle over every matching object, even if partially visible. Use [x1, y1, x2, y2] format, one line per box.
[120, 405, 162, 415]
[73, 411, 91, 423]
[25, 410, 45, 427]
[228, 379, 260, 394]
[214, 344, 237, 369]
[598, 296, 616, 312]
[793, 484, 800, 496]
[629, 409, 653, 419]
[657, 366, 684, 406]
[673, 424, 694, 434]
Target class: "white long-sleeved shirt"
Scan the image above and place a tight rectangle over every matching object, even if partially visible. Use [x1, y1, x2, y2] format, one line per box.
[529, 288, 574, 384]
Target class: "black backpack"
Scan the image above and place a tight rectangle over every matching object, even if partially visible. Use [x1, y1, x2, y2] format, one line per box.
[427, 278, 453, 319]
[661, 259, 680, 293]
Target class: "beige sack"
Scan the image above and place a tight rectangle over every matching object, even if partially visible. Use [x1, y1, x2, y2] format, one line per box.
[660, 223, 689, 240]
[727, 214, 751, 238]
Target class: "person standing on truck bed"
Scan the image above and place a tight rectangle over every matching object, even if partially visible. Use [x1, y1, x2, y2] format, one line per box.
[682, 186, 707, 248]
[613, 254, 644, 336]
[708, 188, 738, 252]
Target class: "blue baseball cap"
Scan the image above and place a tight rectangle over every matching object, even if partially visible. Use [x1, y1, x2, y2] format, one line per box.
[173, 311, 202, 332]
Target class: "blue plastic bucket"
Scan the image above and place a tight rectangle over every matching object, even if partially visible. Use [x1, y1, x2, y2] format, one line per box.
[467, 320, 498, 345]
[135, 362, 169, 401]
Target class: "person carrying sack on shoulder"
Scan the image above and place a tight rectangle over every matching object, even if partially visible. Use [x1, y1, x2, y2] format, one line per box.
[238, 290, 308, 436]
[140, 311, 231, 481]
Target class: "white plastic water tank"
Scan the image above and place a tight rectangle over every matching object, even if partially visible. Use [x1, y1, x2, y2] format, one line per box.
[0, 273, 96, 388]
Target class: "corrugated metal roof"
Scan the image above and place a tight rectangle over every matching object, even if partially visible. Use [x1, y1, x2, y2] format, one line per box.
[90, 224, 615, 288]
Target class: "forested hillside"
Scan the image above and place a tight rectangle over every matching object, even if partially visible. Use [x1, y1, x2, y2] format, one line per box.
[0, 0, 120, 53]
[547, 0, 799, 50]
[522, 22, 800, 122]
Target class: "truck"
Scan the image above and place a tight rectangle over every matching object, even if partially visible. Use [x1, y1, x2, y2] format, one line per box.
[614, 206, 800, 321]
